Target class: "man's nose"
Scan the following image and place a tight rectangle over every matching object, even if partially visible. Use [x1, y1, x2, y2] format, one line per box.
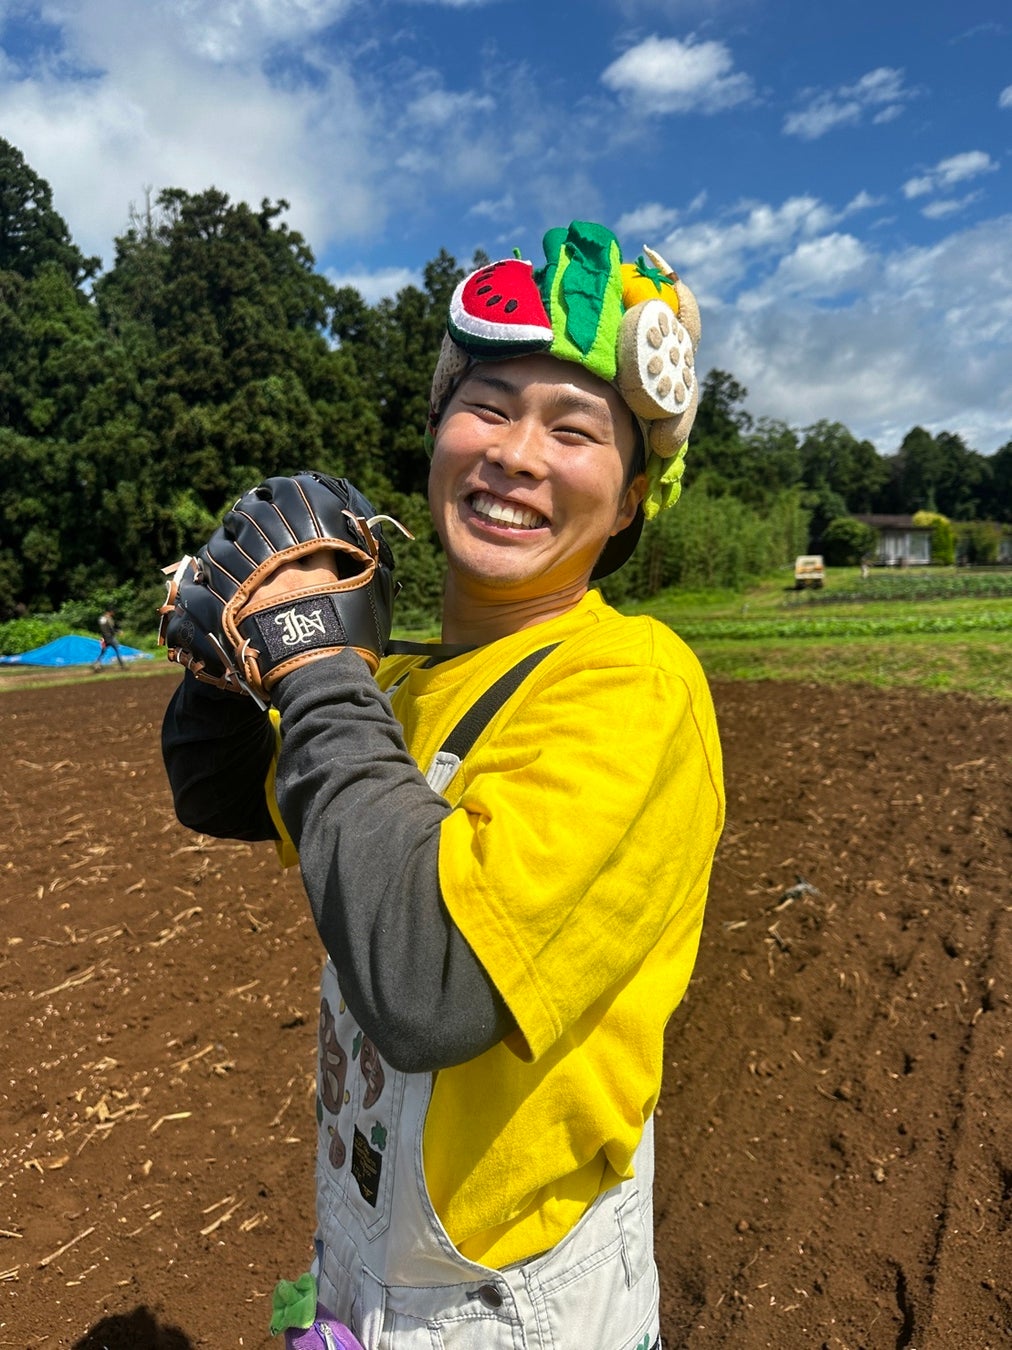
[488, 419, 546, 477]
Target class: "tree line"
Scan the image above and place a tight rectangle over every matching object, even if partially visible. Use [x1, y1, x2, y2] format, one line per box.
[0, 138, 1009, 633]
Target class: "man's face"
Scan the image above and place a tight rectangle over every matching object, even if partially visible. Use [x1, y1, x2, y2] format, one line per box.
[428, 354, 644, 604]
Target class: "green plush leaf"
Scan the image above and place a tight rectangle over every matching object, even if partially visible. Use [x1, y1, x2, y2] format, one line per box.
[534, 221, 624, 381]
[633, 254, 675, 295]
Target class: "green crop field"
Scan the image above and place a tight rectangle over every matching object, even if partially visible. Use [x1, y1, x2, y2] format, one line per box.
[3, 566, 1009, 702]
[633, 566, 1012, 702]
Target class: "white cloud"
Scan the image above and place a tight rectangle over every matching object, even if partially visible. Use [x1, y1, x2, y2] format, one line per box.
[638, 195, 838, 295]
[920, 192, 982, 220]
[906, 150, 1003, 199]
[700, 213, 1012, 454]
[0, 1, 385, 267]
[784, 66, 913, 140]
[842, 190, 884, 215]
[848, 66, 908, 105]
[623, 191, 1011, 452]
[940, 152, 991, 185]
[0, 0, 549, 269]
[999, 85, 1012, 109]
[325, 265, 420, 304]
[406, 88, 495, 128]
[615, 202, 682, 243]
[38, 0, 352, 67]
[783, 96, 862, 140]
[468, 195, 516, 221]
[902, 174, 934, 200]
[601, 34, 753, 114]
[764, 233, 871, 301]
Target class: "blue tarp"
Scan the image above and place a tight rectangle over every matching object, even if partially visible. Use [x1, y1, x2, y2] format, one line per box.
[0, 634, 153, 667]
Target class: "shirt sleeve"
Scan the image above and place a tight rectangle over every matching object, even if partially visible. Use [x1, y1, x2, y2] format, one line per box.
[161, 672, 278, 841]
[272, 652, 515, 1073]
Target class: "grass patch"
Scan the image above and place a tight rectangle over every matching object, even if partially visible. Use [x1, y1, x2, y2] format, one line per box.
[644, 573, 1012, 701]
[5, 566, 1009, 702]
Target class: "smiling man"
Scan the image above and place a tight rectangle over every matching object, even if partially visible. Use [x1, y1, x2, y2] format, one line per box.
[161, 221, 724, 1350]
[428, 354, 643, 639]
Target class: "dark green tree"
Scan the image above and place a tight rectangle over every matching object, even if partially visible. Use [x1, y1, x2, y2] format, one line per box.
[95, 188, 383, 521]
[933, 431, 990, 520]
[803, 483, 849, 550]
[981, 441, 1012, 522]
[736, 418, 802, 506]
[799, 420, 887, 510]
[893, 426, 942, 513]
[684, 369, 752, 490]
[846, 437, 888, 513]
[0, 139, 99, 284]
[354, 250, 468, 498]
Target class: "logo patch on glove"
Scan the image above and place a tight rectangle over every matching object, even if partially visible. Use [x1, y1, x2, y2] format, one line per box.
[251, 596, 349, 666]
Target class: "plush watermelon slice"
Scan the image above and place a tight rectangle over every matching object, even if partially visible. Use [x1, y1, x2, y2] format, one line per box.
[447, 258, 554, 356]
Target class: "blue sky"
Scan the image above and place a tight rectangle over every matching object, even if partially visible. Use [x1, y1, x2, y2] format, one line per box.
[0, 0, 1009, 457]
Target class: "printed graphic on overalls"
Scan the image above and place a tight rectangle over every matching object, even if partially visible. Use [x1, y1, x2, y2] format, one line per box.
[351, 1030, 386, 1205]
[318, 997, 348, 1169]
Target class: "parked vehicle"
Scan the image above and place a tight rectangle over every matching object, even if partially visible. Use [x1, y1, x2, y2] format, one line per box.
[794, 555, 825, 589]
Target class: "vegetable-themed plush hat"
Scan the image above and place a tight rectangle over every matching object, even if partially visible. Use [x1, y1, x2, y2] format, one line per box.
[426, 220, 702, 579]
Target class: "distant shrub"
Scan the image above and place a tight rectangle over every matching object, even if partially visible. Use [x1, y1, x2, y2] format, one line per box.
[956, 521, 1001, 565]
[602, 486, 810, 602]
[912, 511, 956, 565]
[0, 615, 70, 657]
[821, 517, 877, 567]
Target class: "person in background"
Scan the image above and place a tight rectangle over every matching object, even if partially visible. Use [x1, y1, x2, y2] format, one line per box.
[93, 606, 125, 672]
[161, 220, 725, 1350]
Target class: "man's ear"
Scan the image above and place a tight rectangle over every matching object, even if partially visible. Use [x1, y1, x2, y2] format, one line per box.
[613, 473, 646, 536]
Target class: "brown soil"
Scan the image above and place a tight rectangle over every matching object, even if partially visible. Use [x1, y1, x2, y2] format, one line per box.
[1, 670, 1009, 1350]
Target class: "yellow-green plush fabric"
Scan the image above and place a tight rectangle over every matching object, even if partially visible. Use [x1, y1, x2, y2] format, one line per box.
[535, 221, 625, 382]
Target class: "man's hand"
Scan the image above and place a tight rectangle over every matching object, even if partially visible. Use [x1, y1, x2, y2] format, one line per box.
[159, 474, 404, 706]
[254, 550, 340, 603]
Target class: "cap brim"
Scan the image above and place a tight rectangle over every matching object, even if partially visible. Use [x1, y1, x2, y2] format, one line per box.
[591, 506, 644, 581]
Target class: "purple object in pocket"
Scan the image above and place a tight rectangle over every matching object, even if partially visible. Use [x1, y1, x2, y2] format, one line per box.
[286, 1313, 366, 1350]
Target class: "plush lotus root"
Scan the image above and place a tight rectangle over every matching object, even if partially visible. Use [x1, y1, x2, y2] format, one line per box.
[648, 380, 699, 459]
[642, 245, 701, 349]
[616, 298, 696, 421]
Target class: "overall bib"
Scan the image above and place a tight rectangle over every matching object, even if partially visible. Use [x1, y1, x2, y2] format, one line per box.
[311, 961, 661, 1350]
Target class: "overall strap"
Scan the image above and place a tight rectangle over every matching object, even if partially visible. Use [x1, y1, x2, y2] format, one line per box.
[386, 638, 478, 660]
[425, 643, 560, 795]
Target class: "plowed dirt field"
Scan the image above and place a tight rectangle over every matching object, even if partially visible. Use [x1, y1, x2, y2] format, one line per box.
[1, 669, 1009, 1349]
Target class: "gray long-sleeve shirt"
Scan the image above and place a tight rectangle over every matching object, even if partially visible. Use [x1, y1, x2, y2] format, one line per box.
[162, 656, 513, 1071]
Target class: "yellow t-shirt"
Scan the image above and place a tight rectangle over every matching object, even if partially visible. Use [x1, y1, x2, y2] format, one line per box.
[373, 590, 724, 1267]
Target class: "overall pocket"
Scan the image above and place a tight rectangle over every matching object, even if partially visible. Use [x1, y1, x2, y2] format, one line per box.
[526, 1186, 659, 1350]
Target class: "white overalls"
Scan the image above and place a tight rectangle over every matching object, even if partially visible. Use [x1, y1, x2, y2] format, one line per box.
[304, 704, 663, 1350]
[310, 955, 661, 1350]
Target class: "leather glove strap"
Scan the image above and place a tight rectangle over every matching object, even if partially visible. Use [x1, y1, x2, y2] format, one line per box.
[235, 580, 385, 692]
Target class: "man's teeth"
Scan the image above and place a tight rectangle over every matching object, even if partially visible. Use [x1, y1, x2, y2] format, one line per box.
[471, 493, 545, 529]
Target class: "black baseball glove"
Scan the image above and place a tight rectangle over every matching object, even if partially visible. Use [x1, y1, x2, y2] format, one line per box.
[158, 473, 404, 705]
